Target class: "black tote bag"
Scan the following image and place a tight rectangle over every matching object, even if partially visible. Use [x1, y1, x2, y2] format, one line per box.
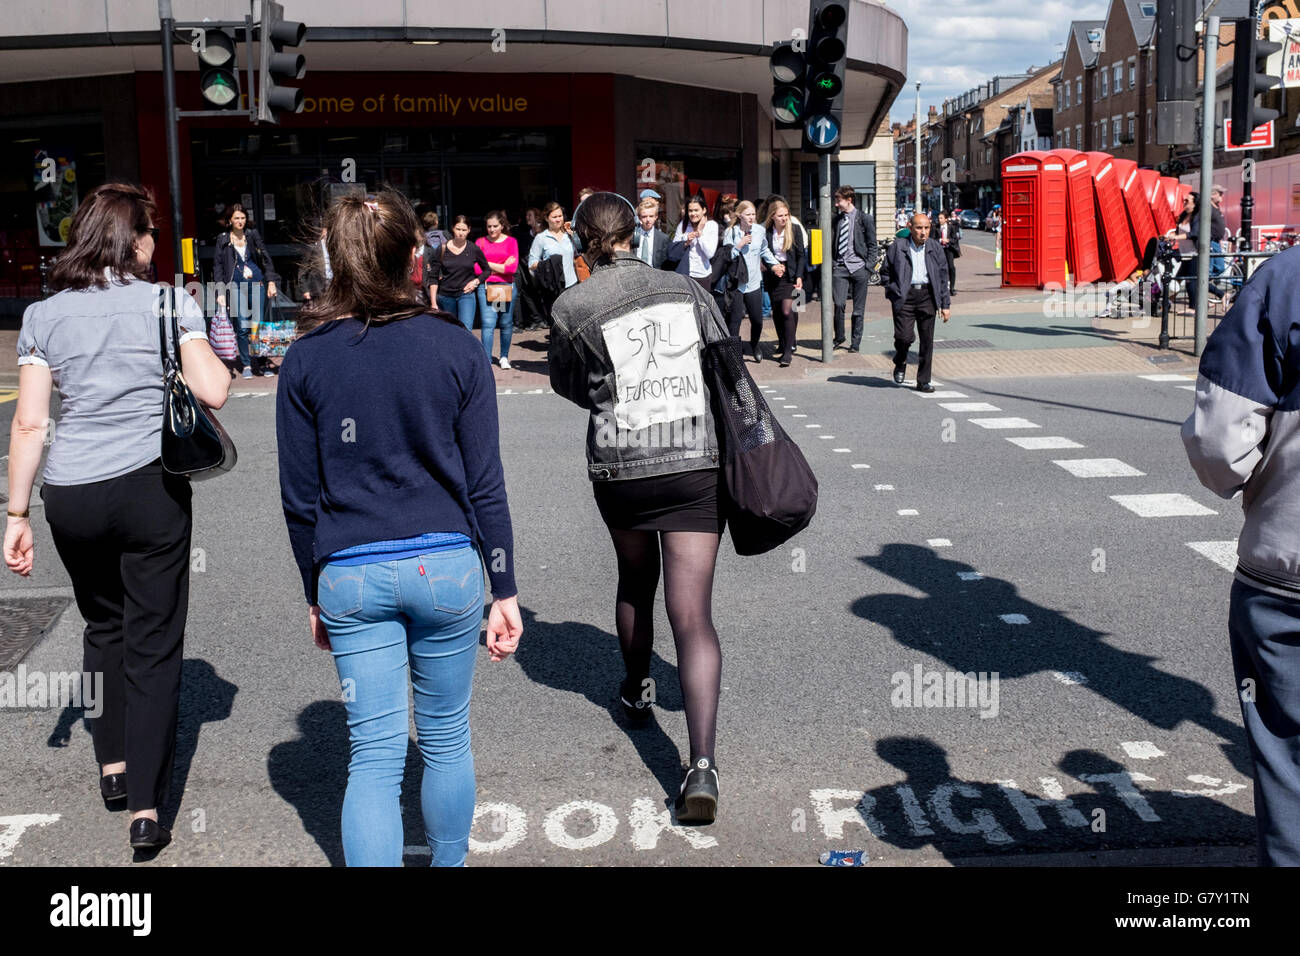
[703, 335, 817, 555]
[158, 287, 237, 479]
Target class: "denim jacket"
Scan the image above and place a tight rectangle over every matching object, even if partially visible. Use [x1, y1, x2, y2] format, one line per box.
[548, 252, 726, 480]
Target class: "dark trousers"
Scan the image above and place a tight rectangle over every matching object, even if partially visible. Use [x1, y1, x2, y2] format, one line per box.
[1229, 578, 1300, 866]
[41, 461, 193, 813]
[832, 266, 871, 349]
[728, 288, 765, 352]
[893, 286, 938, 386]
[943, 247, 957, 293]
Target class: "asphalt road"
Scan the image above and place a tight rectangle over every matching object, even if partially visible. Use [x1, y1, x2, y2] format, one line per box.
[0, 369, 1257, 866]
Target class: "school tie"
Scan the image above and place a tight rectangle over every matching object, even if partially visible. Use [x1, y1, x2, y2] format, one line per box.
[639, 231, 651, 264]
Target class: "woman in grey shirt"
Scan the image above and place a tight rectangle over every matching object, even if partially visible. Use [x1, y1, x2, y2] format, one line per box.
[3, 183, 230, 853]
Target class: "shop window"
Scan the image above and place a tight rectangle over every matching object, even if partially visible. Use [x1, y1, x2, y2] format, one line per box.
[637, 143, 740, 231]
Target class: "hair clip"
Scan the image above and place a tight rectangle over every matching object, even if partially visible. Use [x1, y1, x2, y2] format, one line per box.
[363, 200, 380, 212]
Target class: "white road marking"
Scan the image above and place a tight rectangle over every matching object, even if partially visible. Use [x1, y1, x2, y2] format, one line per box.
[833, 448, 851, 452]
[927, 538, 952, 547]
[914, 390, 969, 398]
[818, 435, 835, 439]
[1171, 775, 1249, 798]
[898, 508, 919, 516]
[793, 414, 807, 418]
[805, 424, 821, 429]
[1187, 541, 1237, 571]
[468, 802, 528, 854]
[957, 571, 984, 581]
[783, 404, 797, 408]
[851, 463, 871, 469]
[1006, 436, 1084, 449]
[874, 484, 894, 491]
[939, 402, 1001, 412]
[1120, 741, 1166, 760]
[1111, 493, 1217, 517]
[772, 397, 786, 400]
[1051, 671, 1088, 685]
[542, 800, 620, 850]
[969, 418, 1040, 430]
[0, 814, 60, 860]
[1051, 458, 1145, 478]
[1177, 385, 1196, 391]
[1139, 373, 1196, 382]
[1000, 613, 1030, 624]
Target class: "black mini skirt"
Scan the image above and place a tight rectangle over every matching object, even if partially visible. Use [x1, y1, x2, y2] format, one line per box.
[593, 467, 724, 533]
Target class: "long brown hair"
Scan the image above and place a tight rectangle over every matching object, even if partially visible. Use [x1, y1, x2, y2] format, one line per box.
[297, 188, 429, 333]
[48, 183, 155, 292]
[573, 192, 636, 266]
[764, 199, 794, 252]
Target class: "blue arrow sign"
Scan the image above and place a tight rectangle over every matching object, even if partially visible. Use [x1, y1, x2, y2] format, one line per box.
[806, 115, 840, 148]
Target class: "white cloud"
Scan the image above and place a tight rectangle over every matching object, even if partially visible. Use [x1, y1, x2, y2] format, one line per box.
[884, 0, 1110, 122]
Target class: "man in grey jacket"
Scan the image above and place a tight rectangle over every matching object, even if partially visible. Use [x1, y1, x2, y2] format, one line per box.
[1182, 244, 1300, 866]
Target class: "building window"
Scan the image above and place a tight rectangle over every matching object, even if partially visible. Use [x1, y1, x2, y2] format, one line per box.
[1101, 70, 1109, 98]
[1063, 128, 1070, 148]
[1076, 124, 1082, 147]
[1147, 109, 1152, 137]
[1113, 63, 1123, 92]
[1076, 76, 1082, 100]
[1112, 116, 1122, 145]
[1064, 84, 1071, 108]
[1126, 113, 1135, 141]
[1128, 57, 1137, 89]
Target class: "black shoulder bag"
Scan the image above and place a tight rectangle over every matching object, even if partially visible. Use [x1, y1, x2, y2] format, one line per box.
[158, 286, 237, 479]
[700, 307, 818, 555]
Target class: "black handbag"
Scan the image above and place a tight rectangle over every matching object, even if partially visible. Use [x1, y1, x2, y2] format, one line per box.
[703, 334, 817, 555]
[158, 286, 237, 479]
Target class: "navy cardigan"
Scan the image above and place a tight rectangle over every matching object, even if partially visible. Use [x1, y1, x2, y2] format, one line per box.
[276, 312, 516, 604]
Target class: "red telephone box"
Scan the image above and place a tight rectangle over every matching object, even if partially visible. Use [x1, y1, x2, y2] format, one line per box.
[1000, 151, 1069, 288]
[1048, 148, 1102, 285]
[1085, 152, 1139, 282]
[1175, 182, 1193, 217]
[1138, 169, 1176, 234]
[1159, 176, 1183, 222]
[1111, 158, 1159, 265]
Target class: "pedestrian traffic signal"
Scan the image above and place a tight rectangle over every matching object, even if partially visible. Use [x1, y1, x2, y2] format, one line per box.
[196, 27, 240, 109]
[802, 1, 848, 154]
[1230, 17, 1282, 146]
[769, 42, 806, 129]
[258, 1, 307, 124]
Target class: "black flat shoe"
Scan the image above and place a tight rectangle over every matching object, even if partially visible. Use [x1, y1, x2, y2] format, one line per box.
[893, 368, 906, 384]
[619, 677, 653, 725]
[129, 818, 171, 850]
[100, 773, 127, 804]
[675, 757, 719, 824]
[916, 383, 936, 393]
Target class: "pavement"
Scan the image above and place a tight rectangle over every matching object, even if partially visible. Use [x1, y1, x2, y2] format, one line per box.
[0, 229, 1262, 868]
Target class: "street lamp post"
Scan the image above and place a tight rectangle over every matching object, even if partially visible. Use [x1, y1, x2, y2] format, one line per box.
[915, 82, 922, 214]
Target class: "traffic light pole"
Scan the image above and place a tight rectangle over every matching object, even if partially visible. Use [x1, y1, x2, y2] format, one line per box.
[159, 0, 184, 281]
[1193, 12, 1219, 357]
[820, 153, 833, 365]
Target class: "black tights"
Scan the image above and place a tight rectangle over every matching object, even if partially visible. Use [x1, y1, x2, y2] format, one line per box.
[775, 296, 798, 363]
[609, 528, 722, 762]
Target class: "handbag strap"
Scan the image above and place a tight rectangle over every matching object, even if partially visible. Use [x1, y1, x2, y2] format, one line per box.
[157, 286, 183, 372]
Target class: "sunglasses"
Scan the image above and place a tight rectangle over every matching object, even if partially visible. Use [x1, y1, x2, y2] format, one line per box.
[144, 227, 160, 240]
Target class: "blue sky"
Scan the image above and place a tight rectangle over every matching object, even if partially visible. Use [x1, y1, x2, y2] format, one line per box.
[884, 0, 1111, 123]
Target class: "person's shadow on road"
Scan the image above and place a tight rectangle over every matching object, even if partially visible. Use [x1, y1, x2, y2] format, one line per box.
[851, 544, 1250, 775]
[510, 605, 685, 803]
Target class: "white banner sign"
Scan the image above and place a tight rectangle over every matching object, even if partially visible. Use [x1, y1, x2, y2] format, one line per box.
[1267, 20, 1300, 89]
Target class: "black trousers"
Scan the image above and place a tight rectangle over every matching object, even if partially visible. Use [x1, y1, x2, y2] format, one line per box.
[728, 287, 765, 352]
[944, 247, 958, 293]
[832, 265, 871, 349]
[893, 286, 938, 387]
[41, 460, 193, 813]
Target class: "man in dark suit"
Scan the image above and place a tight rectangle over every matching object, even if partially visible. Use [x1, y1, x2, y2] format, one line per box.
[936, 210, 961, 296]
[830, 185, 879, 351]
[634, 197, 671, 268]
[881, 213, 951, 392]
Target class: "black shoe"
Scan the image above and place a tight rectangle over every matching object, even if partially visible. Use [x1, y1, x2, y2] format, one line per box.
[893, 368, 906, 384]
[847, 346, 860, 353]
[675, 757, 719, 824]
[916, 383, 936, 393]
[129, 818, 171, 850]
[619, 677, 653, 725]
[833, 339, 847, 350]
[100, 773, 127, 804]
[780, 359, 791, 367]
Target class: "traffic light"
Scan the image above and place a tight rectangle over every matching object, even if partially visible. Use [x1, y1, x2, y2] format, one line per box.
[258, 1, 307, 124]
[1154, 0, 1197, 144]
[769, 42, 806, 130]
[802, 1, 848, 154]
[196, 27, 240, 109]
[1230, 17, 1282, 146]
